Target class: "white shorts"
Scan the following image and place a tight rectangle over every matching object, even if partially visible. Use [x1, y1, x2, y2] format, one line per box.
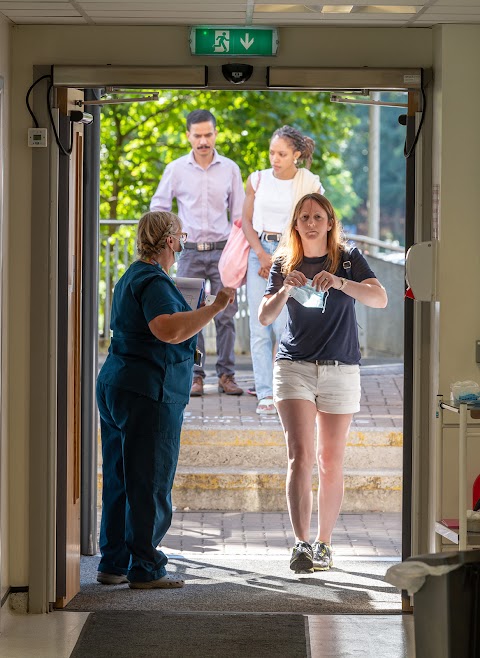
[273, 359, 361, 414]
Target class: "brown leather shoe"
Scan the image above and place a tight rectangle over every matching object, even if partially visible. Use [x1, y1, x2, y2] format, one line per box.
[190, 376, 204, 397]
[218, 374, 243, 396]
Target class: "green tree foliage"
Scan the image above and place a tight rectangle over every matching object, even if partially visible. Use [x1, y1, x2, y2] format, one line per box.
[98, 90, 361, 337]
[100, 89, 360, 222]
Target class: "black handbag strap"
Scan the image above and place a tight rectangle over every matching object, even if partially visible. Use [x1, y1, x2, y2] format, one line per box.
[341, 243, 355, 280]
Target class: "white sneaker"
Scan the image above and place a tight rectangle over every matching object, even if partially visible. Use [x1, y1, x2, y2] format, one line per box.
[128, 574, 185, 589]
[96, 571, 128, 585]
[256, 397, 277, 415]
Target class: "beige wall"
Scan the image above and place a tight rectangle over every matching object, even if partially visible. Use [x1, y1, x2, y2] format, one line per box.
[432, 25, 480, 520]
[7, 22, 480, 587]
[11, 24, 433, 68]
[6, 26, 433, 589]
[0, 14, 10, 601]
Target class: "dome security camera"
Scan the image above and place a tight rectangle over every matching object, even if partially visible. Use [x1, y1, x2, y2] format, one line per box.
[222, 64, 254, 85]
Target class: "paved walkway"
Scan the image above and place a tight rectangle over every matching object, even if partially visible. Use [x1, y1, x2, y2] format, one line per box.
[174, 358, 404, 558]
[184, 357, 404, 431]
[163, 511, 402, 558]
[97, 355, 404, 557]
[97, 353, 403, 431]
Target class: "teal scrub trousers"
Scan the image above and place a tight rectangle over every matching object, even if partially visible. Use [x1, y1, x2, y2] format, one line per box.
[96, 381, 185, 583]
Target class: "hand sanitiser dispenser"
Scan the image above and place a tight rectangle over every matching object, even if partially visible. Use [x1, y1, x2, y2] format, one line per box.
[405, 241, 437, 301]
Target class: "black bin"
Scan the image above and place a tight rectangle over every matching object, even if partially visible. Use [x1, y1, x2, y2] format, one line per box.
[408, 550, 480, 658]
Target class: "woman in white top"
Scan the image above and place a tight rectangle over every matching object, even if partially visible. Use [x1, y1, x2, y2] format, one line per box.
[242, 126, 324, 414]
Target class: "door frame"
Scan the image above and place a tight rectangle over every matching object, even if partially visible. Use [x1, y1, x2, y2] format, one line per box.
[29, 64, 432, 611]
[0, 76, 5, 608]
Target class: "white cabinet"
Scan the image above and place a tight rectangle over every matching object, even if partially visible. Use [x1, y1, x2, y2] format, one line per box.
[435, 397, 480, 550]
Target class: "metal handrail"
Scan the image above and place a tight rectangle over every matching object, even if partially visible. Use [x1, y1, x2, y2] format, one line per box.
[98, 219, 250, 350]
[100, 220, 405, 252]
[344, 233, 404, 253]
[98, 220, 404, 356]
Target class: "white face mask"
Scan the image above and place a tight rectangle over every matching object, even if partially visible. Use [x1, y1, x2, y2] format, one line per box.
[171, 235, 184, 263]
[288, 279, 328, 312]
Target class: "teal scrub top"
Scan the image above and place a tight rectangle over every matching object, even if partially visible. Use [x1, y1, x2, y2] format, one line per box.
[97, 260, 197, 403]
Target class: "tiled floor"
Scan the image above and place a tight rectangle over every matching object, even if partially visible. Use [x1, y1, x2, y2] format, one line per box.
[0, 606, 415, 657]
[0, 606, 90, 658]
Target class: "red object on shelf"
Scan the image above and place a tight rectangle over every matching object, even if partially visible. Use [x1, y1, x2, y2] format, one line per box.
[441, 519, 459, 530]
[473, 474, 480, 509]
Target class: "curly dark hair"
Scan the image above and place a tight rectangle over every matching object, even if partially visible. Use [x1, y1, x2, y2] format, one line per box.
[271, 125, 315, 169]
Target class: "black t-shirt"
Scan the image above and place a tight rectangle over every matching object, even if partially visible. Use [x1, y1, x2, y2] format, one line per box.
[264, 247, 376, 365]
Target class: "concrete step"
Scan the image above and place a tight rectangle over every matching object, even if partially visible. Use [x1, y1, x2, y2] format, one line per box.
[97, 427, 403, 513]
[178, 427, 403, 470]
[172, 466, 402, 513]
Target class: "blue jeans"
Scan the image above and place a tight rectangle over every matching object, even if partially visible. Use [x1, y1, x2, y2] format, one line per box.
[247, 238, 288, 401]
[96, 382, 184, 583]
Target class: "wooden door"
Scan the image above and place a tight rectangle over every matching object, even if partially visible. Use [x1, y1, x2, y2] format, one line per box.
[55, 88, 84, 608]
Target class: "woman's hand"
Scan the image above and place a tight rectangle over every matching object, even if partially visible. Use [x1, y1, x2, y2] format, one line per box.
[283, 270, 307, 292]
[213, 287, 236, 312]
[310, 272, 388, 308]
[149, 287, 236, 344]
[257, 250, 272, 275]
[312, 270, 342, 292]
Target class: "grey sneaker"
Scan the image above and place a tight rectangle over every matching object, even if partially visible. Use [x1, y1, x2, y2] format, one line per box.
[312, 541, 333, 571]
[290, 541, 314, 573]
[96, 571, 128, 585]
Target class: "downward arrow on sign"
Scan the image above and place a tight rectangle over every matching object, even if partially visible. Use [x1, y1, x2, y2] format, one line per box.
[240, 33, 254, 50]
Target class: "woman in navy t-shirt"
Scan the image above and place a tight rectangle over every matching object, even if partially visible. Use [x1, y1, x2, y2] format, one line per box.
[259, 193, 387, 574]
[97, 211, 235, 589]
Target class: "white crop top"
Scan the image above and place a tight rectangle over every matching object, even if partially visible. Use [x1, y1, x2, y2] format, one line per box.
[251, 169, 294, 235]
[250, 168, 324, 235]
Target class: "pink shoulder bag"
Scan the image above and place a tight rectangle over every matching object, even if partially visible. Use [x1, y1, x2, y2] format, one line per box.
[218, 172, 262, 288]
[218, 217, 250, 288]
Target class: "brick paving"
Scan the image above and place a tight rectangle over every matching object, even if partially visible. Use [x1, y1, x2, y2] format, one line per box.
[98, 356, 404, 557]
[163, 511, 402, 558]
[184, 358, 404, 431]
[173, 358, 404, 558]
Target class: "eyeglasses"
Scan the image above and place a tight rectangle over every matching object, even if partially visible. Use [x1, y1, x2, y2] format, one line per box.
[173, 232, 188, 244]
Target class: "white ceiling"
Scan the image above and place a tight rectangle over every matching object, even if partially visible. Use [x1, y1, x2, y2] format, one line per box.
[0, 0, 478, 27]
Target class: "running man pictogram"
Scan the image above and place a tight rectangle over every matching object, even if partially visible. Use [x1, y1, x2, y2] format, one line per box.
[214, 30, 230, 53]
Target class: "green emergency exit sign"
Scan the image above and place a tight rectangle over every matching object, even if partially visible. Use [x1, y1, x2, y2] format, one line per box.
[190, 26, 278, 57]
